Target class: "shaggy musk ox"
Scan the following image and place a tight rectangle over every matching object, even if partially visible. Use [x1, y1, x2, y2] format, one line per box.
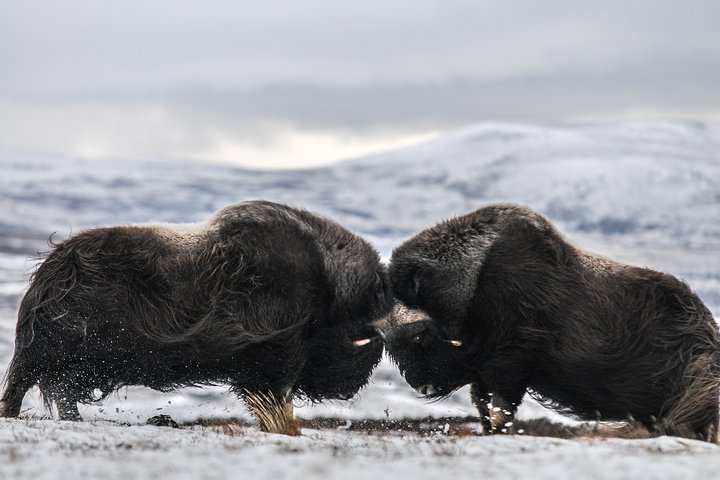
[386, 204, 720, 442]
[0, 201, 391, 432]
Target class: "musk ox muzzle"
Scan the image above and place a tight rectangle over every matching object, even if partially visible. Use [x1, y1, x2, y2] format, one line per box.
[385, 303, 470, 399]
[0, 200, 392, 434]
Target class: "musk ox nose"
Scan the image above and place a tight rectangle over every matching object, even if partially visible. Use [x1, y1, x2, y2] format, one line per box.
[417, 384, 437, 395]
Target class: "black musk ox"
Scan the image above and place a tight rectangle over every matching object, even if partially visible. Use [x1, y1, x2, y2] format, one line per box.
[0, 201, 391, 432]
[386, 204, 720, 442]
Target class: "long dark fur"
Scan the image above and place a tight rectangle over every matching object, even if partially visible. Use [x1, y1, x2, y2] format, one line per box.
[386, 203, 720, 442]
[0, 200, 390, 426]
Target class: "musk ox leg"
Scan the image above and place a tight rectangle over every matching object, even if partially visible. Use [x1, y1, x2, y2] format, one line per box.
[0, 385, 31, 418]
[0, 374, 35, 418]
[54, 395, 82, 421]
[655, 353, 720, 442]
[0, 351, 38, 418]
[471, 383, 523, 434]
[242, 390, 301, 436]
[38, 380, 83, 421]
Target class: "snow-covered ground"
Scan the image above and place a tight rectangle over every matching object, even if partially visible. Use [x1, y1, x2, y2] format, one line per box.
[3, 419, 720, 480]
[0, 121, 719, 479]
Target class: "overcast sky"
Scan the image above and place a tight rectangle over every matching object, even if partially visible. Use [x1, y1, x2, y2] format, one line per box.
[1, 0, 719, 168]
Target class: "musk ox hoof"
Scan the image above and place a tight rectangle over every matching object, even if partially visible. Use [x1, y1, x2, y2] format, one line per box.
[0, 400, 15, 418]
[417, 385, 437, 396]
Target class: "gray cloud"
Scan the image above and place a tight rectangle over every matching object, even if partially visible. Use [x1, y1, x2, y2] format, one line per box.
[1, 0, 719, 164]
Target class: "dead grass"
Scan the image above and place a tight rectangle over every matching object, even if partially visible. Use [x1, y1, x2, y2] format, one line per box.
[182, 414, 668, 441]
[190, 418, 249, 437]
[301, 416, 479, 436]
[243, 392, 301, 436]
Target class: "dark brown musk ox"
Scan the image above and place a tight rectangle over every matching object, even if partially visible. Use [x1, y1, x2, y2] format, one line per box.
[0, 200, 391, 433]
[385, 203, 720, 442]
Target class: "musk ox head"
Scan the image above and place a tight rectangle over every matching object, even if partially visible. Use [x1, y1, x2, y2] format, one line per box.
[296, 265, 391, 401]
[385, 306, 472, 397]
[385, 214, 495, 396]
[229, 201, 397, 402]
[192, 200, 394, 403]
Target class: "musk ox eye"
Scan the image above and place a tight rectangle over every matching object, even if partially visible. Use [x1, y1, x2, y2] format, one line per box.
[353, 338, 372, 347]
[446, 339, 463, 347]
[412, 334, 422, 343]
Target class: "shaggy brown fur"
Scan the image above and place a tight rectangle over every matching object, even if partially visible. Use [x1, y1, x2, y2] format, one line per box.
[0, 200, 391, 432]
[386, 204, 720, 442]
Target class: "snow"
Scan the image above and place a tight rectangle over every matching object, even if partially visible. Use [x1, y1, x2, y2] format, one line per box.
[0, 121, 719, 479]
[2, 419, 720, 480]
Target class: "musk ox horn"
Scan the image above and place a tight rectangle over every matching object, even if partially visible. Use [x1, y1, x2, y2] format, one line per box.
[391, 303, 433, 326]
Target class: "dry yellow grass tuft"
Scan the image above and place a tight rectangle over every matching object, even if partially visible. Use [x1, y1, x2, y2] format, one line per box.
[243, 391, 301, 436]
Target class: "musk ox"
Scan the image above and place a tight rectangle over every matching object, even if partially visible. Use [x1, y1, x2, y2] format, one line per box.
[0, 200, 391, 432]
[386, 204, 720, 442]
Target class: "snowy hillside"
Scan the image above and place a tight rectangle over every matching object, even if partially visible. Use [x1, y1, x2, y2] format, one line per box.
[2, 121, 718, 306]
[0, 121, 719, 479]
[3, 122, 720, 248]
